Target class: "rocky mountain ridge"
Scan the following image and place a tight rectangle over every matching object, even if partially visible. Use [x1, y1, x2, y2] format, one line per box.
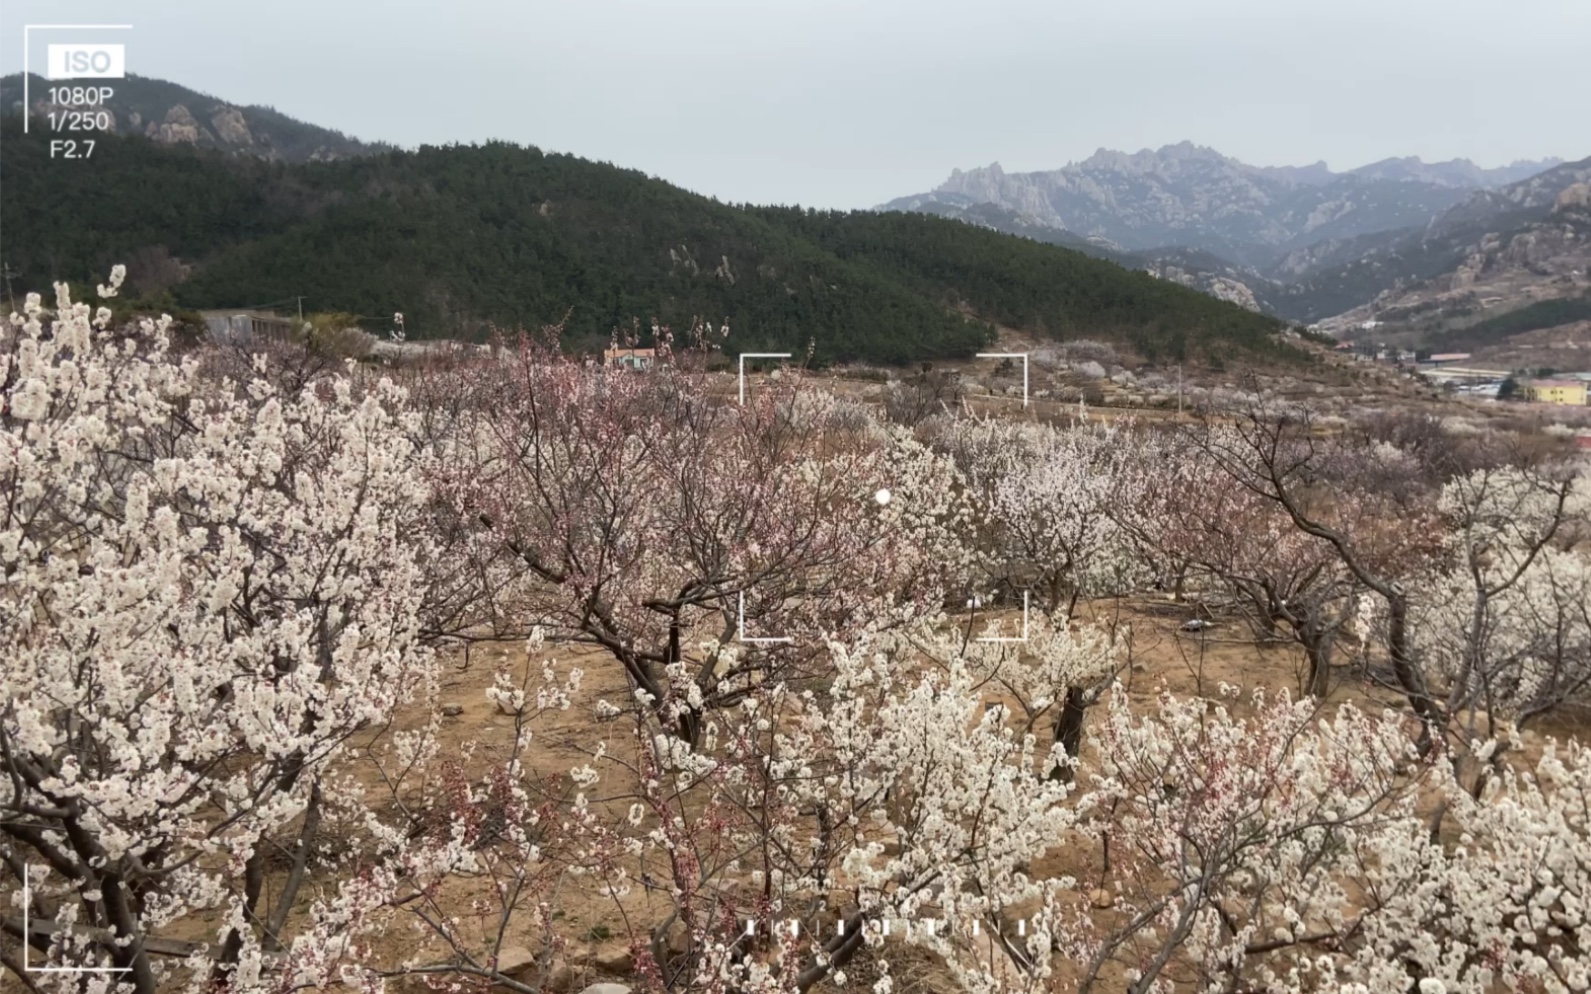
[880, 143, 1578, 327]
[1311, 160, 1591, 337]
[0, 72, 390, 162]
[883, 142, 1563, 267]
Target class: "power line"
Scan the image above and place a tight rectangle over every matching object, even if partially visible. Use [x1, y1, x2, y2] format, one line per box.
[231, 295, 302, 312]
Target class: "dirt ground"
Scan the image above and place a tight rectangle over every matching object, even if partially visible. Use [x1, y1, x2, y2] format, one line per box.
[339, 591, 1419, 992]
[707, 326, 1554, 438]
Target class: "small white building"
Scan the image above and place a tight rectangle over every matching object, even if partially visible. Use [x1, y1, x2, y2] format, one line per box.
[201, 309, 296, 345]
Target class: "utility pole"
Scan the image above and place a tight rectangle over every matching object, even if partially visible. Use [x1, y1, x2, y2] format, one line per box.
[1177, 364, 1183, 417]
[1, 262, 16, 315]
[295, 296, 305, 324]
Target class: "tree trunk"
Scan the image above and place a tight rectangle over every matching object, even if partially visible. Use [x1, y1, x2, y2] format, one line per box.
[102, 871, 160, 993]
[1301, 622, 1332, 699]
[264, 781, 323, 951]
[1386, 594, 1441, 753]
[676, 708, 703, 748]
[211, 849, 265, 985]
[1049, 686, 1091, 782]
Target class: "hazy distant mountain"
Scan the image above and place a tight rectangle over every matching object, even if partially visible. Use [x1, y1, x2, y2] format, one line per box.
[889, 197, 1285, 315]
[1347, 156, 1564, 188]
[880, 143, 1565, 267]
[879, 143, 1573, 322]
[0, 72, 391, 162]
[1303, 157, 1591, 333]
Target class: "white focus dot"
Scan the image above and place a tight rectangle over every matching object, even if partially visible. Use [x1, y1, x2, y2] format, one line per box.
[874, 488, 891, 506]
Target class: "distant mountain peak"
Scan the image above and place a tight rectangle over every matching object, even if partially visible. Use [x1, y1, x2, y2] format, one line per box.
[1071, 141, 1229, 173]
[1159, 139, 1222, 158]
[1347, 154, 1566, 189]
[907, 145, 1572, 255]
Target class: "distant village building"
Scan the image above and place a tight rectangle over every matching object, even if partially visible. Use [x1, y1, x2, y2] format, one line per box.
[370, 339, 491, 361]
[1424, 352, 1472, 366]
[201, 309, 297, 345]
[1523, 379, 1590, 406]
[603, 347, 657, 370]
[1422, 365, 1509, 381]
[1457, 381, 1503, 400]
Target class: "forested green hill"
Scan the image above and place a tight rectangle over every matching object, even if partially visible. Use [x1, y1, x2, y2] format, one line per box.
[0, 115, 1296, 365]
[756, 208, 1294, 363]
[1429, 293, 1591, 351]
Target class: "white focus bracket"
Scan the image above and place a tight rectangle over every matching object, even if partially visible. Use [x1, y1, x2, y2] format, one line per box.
[975, 590, 1030, 644]
[976, 352, 1029, 408]
[737, 591, 793, 644]
[20, 864, 133, 974]
[738, 353, 792, 405]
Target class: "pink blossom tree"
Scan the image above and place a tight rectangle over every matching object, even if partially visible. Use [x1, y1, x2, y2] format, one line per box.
[425, 337, 972, 746]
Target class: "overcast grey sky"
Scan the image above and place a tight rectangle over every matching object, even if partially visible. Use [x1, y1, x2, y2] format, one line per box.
[3, 0, 1584, 209]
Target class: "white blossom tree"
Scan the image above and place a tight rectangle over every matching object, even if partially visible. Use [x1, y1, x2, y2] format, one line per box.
[935, 418, 1151, 619]
[1, 274, 436, 990]
[1191, 405, 1450, 747]
[1412, 463, 1591, 734]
